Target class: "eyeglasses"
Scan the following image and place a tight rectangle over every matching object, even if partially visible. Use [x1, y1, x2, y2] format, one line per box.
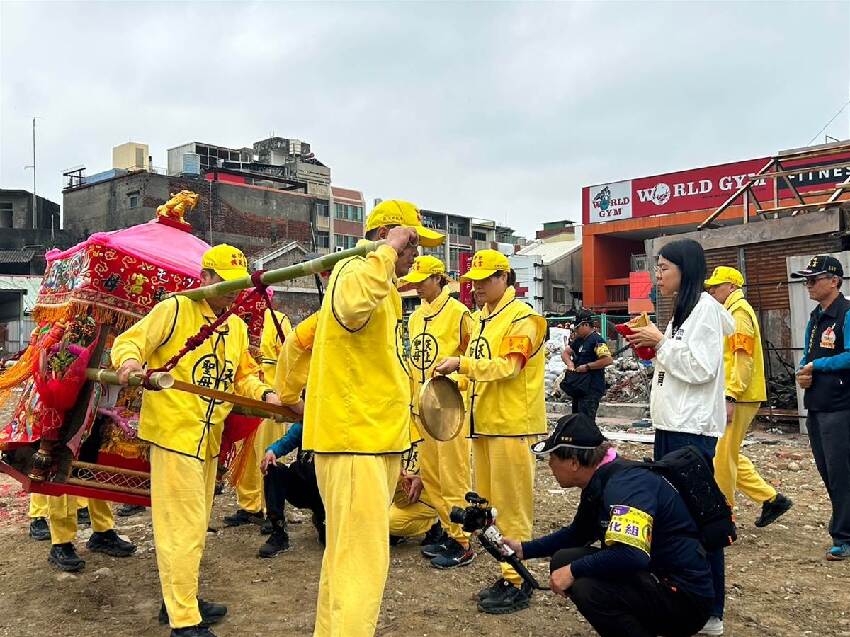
[804, 275, 832, 287]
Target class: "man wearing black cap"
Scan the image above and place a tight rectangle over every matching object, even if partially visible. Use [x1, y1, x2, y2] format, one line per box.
[561, 310, 613, 421]
[792, 254, 850, 561]
[502, 414, 712, 636]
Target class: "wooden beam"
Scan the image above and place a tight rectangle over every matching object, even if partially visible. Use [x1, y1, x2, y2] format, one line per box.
[766, 199, 847, 216]
[698, 158, 775, 230]
[775, 144, 850, 162]
[756, 160, 850, 180]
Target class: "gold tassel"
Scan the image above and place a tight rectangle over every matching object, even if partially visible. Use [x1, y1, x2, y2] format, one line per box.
[224, 429, 258, 488]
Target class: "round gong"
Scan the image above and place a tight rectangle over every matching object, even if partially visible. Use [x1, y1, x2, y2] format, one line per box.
[418, 375, 464, 441]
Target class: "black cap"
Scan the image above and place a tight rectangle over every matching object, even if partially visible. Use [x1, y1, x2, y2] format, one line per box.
[575, 309, 593, 325]
[531, 414, 606, 454]
[791, 255, 844, 279]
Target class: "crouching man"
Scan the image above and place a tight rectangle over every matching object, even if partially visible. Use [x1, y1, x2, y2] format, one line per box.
[504, 414, 713, 637]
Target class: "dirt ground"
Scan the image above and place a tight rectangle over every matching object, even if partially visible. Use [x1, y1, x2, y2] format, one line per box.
[0, 427, 847, 637]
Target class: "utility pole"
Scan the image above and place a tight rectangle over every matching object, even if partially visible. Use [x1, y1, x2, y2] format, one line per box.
[24, 117, 37, 230]
[31, 118, 36, 230]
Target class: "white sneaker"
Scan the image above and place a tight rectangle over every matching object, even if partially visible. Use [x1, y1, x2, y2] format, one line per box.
[698, 617, 724, 636]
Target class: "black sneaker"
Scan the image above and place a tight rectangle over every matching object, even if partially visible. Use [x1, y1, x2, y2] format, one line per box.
[29, 517, 50, 541]
[48, 543, 85, 572]
[476, 578, 507, 602]
[159, 598, 227, 627]
[477, 580, 532, 614]
[223, 509, 264, 527]
[116, 504, 146, 518]
[389, 535, 407, 546]
[754, 493, 793, 528]
[258, 530, 290, 558]
[312, 510, 326, 546]
[77, 507, 91, 528]
[86, 530, 136, 557]
[171, 626, 217, 637]
[420, 520, 444, 546]
[420, 530, 449, 558]
[431, 538, 475, 569]
[260, 519, 273, 535]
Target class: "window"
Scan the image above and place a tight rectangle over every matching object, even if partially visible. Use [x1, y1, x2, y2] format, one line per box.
[552, 286, 566, 304]
[316, 202, 329, 217]
[334, 234, 357, 250]
[0, 202, 12, 228]
[316, 232, 330, 249]
[449, 247, 470, 273]
[127, 191, 140, 209]
[448, 220, 468, 236]
[335, 203, 363, 221]
[472, 230, 487, 241]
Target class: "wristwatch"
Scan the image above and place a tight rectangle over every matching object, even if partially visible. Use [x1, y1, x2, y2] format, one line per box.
[725, 396, 736, 403]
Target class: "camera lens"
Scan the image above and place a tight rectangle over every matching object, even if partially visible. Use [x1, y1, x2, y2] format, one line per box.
[449, 506, 466, 524]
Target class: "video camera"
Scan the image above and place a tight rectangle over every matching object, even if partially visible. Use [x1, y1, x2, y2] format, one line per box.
[450, 492, 544, 590]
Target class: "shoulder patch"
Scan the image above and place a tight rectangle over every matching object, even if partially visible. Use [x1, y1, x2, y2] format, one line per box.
[604, 505, 653, 555]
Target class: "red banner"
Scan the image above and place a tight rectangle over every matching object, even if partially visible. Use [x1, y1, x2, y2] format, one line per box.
[459, 251, 473, 309]
[583, 149, 850, 225]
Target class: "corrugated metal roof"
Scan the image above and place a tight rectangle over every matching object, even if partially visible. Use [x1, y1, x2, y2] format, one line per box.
[0, 250, 36, 264]
[517, 239, 581, 266]
[0, 275, 43, 312]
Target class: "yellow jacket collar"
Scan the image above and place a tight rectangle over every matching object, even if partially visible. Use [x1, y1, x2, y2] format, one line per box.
[482, 286, 516, 319]
[421, 288, 450, 318]
[724, 288, 744, 310]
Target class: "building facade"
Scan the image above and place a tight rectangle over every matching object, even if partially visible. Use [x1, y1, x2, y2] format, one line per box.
[582, 140, 850, 316]
[418, 208, 526, 276]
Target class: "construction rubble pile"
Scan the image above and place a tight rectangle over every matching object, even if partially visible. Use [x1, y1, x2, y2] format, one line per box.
[604, 355, 653, 403]
[543, 327, 570, 399]
[765, 372, 798, 410]
[544, 328, 652, 404]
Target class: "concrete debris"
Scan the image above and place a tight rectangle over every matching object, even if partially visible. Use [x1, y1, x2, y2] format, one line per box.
[766, 373, 799, 410]
[543, 328, 570, 399]
[603, 355, 653, 403]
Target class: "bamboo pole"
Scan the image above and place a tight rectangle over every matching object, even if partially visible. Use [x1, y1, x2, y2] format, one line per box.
[86, 369, 174, 390]
[86, 369, 300, 422]
[173, 240, 385, 301]
[231, 405, 289, 422]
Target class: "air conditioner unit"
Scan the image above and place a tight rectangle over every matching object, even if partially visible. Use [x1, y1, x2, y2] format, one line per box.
[335, 246, 344, 252]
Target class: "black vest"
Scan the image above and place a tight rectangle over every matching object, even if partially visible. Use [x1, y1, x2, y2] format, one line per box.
[805, 294, 850, 412]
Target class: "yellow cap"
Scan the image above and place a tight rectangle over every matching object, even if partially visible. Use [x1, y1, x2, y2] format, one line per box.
[461, 249, 511, 281]
[365, 200, 445, 248]
[704, 266, 744, 289]
[202, 244, 250, 281]
[400, 255, 450, 284]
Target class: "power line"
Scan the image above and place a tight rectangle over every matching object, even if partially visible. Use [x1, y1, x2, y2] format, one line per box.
[806, 98, 850, 146]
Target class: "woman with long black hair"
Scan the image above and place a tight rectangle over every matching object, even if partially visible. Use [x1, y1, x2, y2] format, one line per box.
[626, 238, 734, 636]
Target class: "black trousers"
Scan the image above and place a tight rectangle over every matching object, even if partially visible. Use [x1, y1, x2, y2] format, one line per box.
[807, 409, 850, 545]
[572, 393, 602, 422]
[263, 460, 324, 523]
[551, 547, 711, 637]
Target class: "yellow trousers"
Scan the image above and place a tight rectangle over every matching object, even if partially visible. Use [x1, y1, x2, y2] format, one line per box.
[472, 436, 535, 586]
[150, 445, 217, 629]
[715, 402, 776, 507]
[29, 494, 49, 518]
[236, 418, 284, 513]
[388, 477, 438, 538]
[47, 496, 113, 545]
[314, 453, 400, 637]
[419, 425, 471, 545]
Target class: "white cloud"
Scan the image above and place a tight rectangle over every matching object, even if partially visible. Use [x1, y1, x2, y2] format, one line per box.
[1, 1, 848, 236]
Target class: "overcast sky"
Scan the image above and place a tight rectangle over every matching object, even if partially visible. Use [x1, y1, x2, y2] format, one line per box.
[1, 2, 849, 237]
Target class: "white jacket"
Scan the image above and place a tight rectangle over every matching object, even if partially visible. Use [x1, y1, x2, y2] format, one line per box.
[650, 292, 735, 437]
